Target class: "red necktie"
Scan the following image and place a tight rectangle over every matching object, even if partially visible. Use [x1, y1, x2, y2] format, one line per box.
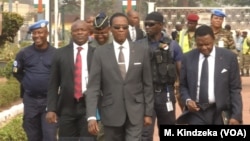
[74, 47, 83, 101]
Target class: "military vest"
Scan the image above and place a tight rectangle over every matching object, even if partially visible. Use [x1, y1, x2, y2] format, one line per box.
[151, 39, 176, 85]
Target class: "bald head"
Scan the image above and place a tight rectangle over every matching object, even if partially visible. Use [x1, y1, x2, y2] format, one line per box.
[127, 10, 140, 27]
[71, 20, 90, 46]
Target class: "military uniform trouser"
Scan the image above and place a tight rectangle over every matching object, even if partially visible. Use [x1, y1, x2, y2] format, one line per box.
[23, 94, 58, 141]
[141, 85, 176, 141]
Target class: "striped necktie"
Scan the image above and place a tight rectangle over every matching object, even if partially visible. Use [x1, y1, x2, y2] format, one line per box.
[74, 47, 83, 101]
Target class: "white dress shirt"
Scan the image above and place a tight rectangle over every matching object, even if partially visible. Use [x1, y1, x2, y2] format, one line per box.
[113, 39, 130, 72]
[129, 25, 136, 41]
[197, 47, 215, 104]
[73, 42, 89, 94]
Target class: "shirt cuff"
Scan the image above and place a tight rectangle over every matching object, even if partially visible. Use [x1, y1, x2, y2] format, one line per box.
[87, 116, 96, 121]
[186, 99, 192, 106]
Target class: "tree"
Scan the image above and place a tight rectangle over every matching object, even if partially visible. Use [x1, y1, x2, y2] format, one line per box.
[0, 12, 24, 47]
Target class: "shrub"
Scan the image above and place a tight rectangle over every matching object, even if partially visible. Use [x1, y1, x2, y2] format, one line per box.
[0, 114, 27, 141]
[0, 77, 20, 108]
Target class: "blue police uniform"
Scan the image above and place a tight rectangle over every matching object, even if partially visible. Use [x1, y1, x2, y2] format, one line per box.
[13, 20, 57, 141]
[141, 35, 183, 141]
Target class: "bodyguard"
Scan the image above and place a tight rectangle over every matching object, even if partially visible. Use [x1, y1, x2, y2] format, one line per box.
[210, 9, 236, 53]
[13, 20, 57, 141]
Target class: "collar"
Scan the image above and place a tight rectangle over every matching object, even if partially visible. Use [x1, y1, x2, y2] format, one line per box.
[73, 42, 88, 49]
[113, 39, 129, 50]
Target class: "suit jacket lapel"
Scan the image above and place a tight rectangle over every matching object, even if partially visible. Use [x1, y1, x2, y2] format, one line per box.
[125, 42, 135, 80]
[87, 45, 94, 72]
[192, 50, 200, 99]
[107, 44, 124, 80]
[214, 48, 223, 91]
[65, 44, 74, 79]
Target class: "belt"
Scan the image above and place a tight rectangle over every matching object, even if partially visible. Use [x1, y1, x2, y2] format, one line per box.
[153, 84, 173, 93]
[196, 103, 215, 111]
[27, 94, 47, 99]
[74, 96, 86, 104]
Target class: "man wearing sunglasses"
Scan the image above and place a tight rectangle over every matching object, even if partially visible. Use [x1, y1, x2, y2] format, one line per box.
[140, 11, 183, 141]
[86, 12, 154, 141]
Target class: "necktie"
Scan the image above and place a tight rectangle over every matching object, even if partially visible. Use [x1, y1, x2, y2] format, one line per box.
[131, 27, 136, 41]
[118, 46, 126, 79]
[74, 47, 83, 101]
[199, 56, 209, 103]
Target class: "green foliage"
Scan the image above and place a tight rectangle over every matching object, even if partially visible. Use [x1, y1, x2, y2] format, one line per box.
[0, 114, 27, 141]
[0, 12, 24, 47]
[62, 0, 114, 17]
[0, 77, 20, 108]
[0, 43, 21, 78]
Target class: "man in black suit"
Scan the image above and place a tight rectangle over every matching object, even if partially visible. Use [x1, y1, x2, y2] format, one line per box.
[177, 25, 242, 125]
[46, 20, 96, 140]
[86, 12, 154, 141]
[171, 23, 182, 40]
[127, 10, 145, 41]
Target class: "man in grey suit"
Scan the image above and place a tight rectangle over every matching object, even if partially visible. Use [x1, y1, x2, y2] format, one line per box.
[86, 12, 154, 141]
[177, 25, 242, 125]
[46, 20, 96, 140]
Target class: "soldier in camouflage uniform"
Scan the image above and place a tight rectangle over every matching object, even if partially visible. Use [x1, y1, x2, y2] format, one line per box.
[210, 9, 236, 54]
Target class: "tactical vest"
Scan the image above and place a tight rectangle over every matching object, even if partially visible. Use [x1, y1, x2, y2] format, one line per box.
[151, 40, 176, 85]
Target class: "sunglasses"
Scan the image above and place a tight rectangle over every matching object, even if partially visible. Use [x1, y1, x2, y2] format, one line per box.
[112, 25, 129, 30]
[144, 22, 159, 27]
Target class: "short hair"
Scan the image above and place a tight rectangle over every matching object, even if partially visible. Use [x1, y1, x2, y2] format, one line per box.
[224, 24, 231, 30]
[194, 25, 215, 39]
[109, 12, 128, 26]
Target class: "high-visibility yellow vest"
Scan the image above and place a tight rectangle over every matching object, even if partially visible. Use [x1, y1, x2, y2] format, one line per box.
[242, 37, 250, 55]
[179, 30, 192, 53]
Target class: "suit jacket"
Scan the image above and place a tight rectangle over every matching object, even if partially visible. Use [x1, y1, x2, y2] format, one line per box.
[177, 47, 242, 124]
[47, 42, 95, 115]
[86, 41, 154, 126]
[171, 31, 178, 40]
[127, 27, 145, 41]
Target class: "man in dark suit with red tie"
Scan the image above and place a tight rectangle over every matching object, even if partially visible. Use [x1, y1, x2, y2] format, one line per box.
[177, 25, 242, 125]
[46, 20, 96, 140]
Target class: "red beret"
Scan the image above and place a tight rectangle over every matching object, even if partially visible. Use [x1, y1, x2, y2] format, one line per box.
[187, 14, 199, 22]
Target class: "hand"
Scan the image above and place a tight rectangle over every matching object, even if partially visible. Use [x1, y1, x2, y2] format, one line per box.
[228, 118, 241, 125]
[186, 100, 200, 112]
[144, 116, 152, 126]
[88, 120, 99, 135]
[46, 111, 58, 123]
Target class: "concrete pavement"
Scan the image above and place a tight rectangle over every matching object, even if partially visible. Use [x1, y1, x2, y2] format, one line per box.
[153, 76, 250, 141]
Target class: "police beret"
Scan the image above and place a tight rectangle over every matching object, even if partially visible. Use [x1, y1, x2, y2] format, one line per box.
[29, 20, 49, 32]
[145, 11, 164, 23]
[187, 13, 199, 22]
[93, 12, 109, 30]
[211, 9, 226, 17]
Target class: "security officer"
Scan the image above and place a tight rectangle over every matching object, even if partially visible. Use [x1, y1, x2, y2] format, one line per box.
[178, 13, 199, 53]
[90, 12, 113, 141]
[13, 20, 57, 141]
[90, 12, 113, 48]
[140, 11, 183, 141]
[210, 9, 236, 54]
[241, 32, 250, 76]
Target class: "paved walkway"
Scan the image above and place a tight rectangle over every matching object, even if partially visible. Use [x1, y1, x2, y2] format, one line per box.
[153, 76, 250, 141]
